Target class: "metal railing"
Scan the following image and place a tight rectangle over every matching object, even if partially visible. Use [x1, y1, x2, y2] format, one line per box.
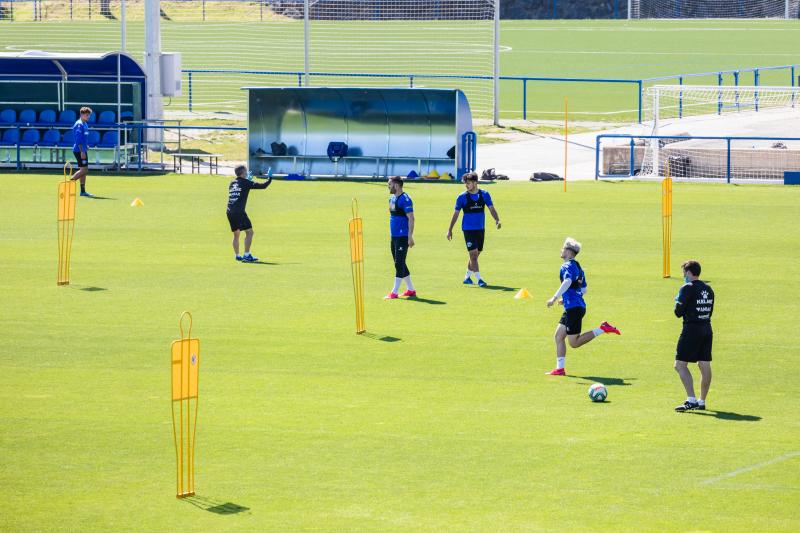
[183, 64, 798, 123]
[595, 133, 800, 182]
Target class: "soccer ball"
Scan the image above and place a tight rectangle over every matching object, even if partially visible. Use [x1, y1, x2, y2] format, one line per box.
[588, 383, 608, 402]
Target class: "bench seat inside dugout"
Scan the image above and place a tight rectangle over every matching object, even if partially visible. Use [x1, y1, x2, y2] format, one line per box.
[246, 87, 475, 179]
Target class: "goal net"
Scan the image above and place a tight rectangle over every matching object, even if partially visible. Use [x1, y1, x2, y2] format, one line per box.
[630, 0, 799, 18]
[160, 0, 498, 120]
[638, 85, 800, 181]
[0, 0, 498, 120]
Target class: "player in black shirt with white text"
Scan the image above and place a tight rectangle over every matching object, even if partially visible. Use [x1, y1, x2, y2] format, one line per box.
[673, 260, 715, 412]
[227, 165, 272, 262]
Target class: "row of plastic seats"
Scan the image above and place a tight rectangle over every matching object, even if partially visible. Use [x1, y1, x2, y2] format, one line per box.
[0, 128, 119, 148]
[0, 108, 128, 126]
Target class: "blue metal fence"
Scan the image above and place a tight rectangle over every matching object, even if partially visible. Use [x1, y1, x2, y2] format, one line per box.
[183, 64, 797, 123]
[595, 133, 800, 182]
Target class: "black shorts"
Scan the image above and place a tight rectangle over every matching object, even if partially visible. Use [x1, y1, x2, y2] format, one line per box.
[559, 306, 586, 335]
[463, 229, 485, 251]
[227, 211, 252, 232]
[676, 325, 713, 362]
[73, 151, 88, 168]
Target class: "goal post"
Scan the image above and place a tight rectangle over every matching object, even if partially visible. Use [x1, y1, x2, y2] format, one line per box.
[639, 84, 800, 180]
[629, 0, 798, 19]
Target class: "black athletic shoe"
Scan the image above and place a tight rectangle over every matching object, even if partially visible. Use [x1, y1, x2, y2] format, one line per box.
[696, 403, 706, 411]
[675, 400, 700, 412]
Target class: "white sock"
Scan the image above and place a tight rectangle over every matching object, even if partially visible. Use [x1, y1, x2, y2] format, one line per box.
[592, 327, 603, 337]
[556, 357, 566, 370]
[687, 396, 697, 403]
[403, 276, 415, 291]
[698, 399, 705, 406]
[475, 271, 483, 281]
[392, 277, 402, 294]
[465, 269, 473, 280]
[244, 251, 252, 257]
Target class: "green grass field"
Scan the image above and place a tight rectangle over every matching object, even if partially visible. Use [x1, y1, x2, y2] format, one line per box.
[1, 174, 799, 530]
[1, 15, 799, 120]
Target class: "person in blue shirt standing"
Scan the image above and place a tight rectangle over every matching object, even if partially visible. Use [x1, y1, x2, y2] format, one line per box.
[544, 237, 620, 376]
[446, 172, 501, 287]
[386, 176, 416, 299]
[70, 106, 93, 197]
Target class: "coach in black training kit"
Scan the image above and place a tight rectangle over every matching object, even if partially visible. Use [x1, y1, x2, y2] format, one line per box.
[673, 260, 715, 412]
[226, 165, 271, 262]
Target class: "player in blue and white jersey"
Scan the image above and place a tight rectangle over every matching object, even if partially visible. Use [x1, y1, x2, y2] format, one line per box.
[70, 106, 93, 197]
[446, 172, 501, 287]
[544, 237, 620, 376]
[386, 176, 416, 299]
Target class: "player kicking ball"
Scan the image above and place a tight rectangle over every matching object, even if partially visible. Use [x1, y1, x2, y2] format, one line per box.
[545, 237, 620, 376]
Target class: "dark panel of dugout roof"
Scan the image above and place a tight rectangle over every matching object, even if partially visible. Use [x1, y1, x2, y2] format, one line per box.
[245, 87, 474, 179]
[0, 51, 145, 80]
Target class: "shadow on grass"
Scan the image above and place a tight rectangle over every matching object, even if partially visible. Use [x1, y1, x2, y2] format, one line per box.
[182, 495, 250, 515]
[405, 296, 446, 305]
[360, 331, 401, 342]
[480, 284, 518, 292]
[568, 375, 635, 387]
[83, 195, 115, 200]
[690, 410, 761, 422]
[241, 260, 280, 265]
[68, 285, 108, 292]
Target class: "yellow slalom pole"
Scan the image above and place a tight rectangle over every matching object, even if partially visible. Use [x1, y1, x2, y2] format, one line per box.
[171, 311, 200, 498]
[57, 162, 77, 285]
[348, 199, 365, 334]
[563, 96, 568, 192]
[662, 166, 673, 278]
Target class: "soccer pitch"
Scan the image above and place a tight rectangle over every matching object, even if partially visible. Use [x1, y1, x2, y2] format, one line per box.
[1, 174, 798, 530]
[1, 18, 799, 120]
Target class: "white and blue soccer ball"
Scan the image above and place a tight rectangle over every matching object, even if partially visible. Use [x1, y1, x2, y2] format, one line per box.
[588, 383, 608, 402]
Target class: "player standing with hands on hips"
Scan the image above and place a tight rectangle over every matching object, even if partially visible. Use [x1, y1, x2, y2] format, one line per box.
[226, 165, 271, 262]
[545, 237, 620, 376]
[673, 260, 715, 412]
[446, 172, 501, 287]
[385, 176, 416, 299]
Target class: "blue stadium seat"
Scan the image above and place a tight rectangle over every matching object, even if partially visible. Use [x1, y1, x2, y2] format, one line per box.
[88, 112, 97, 124]
[57, 109, 77, 126]
[21, 128, 41, 146]
[40, 129, 61, 147]
[19, 109, 36, 124]
[98, 130, 119, 148]
[57, 130, 75, 148]
[39, 109, 57, 125]
[120, 111, 133, 122]
[0, 109, 15, 124]
[98, 110, 116, 124]
[0, 128, 20, 146]
[87, 130, 101, 147]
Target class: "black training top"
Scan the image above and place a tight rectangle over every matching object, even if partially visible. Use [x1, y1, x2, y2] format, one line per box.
[227, 177, 271, 213]
[674, 279, 715, 325]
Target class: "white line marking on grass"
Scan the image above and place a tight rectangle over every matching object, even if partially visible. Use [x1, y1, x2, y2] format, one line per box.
[502, 27, 800, 32]
[701, 452, 800, 486]
[510, 49, 798, 57]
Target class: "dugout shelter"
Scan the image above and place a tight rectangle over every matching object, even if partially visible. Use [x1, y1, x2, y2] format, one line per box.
[246, 87, 476, 180]
[0, 51, 145, 169]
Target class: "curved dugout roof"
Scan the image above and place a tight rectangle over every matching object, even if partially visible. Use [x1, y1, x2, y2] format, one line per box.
[0, 51, 145, 81]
